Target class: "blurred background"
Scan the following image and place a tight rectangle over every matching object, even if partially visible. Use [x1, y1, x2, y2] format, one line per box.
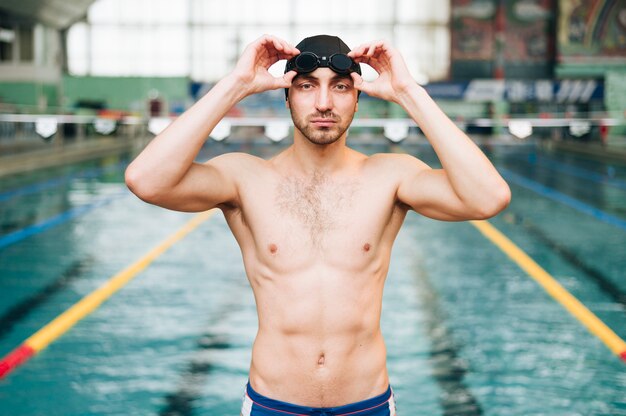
[0, 0, 624, 151]
[0, 1, 625, 415]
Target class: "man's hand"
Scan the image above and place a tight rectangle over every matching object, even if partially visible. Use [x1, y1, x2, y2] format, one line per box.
[231, 35, 300, 97]
[348, 40, 417, 103]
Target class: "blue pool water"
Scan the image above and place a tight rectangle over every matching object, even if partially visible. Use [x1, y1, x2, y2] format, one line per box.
[0, 141, 625, 415]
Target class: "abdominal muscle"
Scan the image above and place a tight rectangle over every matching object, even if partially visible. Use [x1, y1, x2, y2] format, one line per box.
[246, 265, 390, 408]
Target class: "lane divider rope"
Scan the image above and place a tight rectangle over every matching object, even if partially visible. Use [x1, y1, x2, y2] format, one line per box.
[470, 219, 626, 363]
[510, 154, 626, 192]
[498, 168, 626, 231]
[391, 146, 626, 361]
[0, 160, 127, 203]
[0, 209, 215, 379]
[0, 190, 129, 249]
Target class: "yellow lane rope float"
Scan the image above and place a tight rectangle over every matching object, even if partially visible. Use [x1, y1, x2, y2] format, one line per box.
[471, 220, 626, 362]
[0, 210, 215, 379]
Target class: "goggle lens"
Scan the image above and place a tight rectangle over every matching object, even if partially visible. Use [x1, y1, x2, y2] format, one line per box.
[329, 54, 352, 72]
[288, 52, 359, 75]
[294, 53, 319, 71]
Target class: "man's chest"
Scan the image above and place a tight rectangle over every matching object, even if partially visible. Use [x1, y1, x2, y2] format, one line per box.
[237, 172, 402, 257]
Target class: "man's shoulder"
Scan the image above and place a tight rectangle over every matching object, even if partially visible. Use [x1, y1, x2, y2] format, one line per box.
[204, 152, 267, 171]
[208, 151, 263, 164]
[202, 152, 272, 187]
[362, 152, 430, 182]
[364, 152, 422, 168]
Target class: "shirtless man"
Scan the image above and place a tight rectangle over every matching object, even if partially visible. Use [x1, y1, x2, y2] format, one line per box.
[125, 34, 511, 416]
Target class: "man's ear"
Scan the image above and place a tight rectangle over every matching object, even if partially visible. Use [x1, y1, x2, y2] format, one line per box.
[285, 97, 290, 109]
[354, 101, 358, 113]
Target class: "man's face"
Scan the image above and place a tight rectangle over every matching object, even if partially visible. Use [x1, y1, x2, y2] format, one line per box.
[287, 68, 358, 146]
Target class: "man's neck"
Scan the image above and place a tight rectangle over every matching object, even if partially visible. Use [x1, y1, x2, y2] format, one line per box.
[289, 134, 351, 176]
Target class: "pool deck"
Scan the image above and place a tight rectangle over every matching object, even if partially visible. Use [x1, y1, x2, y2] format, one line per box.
[2, 135, 625, 179]
[553, 139, 626, 163]
[0, 138, 138, 178]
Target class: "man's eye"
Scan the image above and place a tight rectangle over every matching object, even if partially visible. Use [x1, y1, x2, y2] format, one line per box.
[299, 83, 313, 89]
[335, 84, 349, 91]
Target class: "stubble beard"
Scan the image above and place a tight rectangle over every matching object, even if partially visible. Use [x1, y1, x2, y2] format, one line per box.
[290, 109, 353, 146]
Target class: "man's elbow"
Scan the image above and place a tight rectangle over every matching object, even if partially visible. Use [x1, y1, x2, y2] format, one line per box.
[474, 182, 512, 219]
[125, 164, 161, 203]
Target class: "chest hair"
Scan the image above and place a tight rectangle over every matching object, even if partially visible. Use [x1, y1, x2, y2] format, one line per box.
[275, 171, 357, 246]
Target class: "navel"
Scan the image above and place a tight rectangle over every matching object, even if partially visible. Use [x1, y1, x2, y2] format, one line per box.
[268, 244, 278, 254]
[363, 243, 371, 252]
[317, 353, 325, 366]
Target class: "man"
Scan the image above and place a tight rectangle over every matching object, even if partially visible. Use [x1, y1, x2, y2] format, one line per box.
[125, 34, 511, 416]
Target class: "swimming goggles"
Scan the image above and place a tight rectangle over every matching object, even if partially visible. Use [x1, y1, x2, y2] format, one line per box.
[285, 52, 361, 75]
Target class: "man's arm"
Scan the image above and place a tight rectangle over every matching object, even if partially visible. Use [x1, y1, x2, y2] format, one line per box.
[349, 41, 511, 221]
[125, 35, 298, 212]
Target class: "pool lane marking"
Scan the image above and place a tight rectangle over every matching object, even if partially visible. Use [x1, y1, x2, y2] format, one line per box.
[0, 190, 128, 249]
[0, 257, 94, 340]
[511, 154, 626, 192]
[0, 161, 127, 203]
[470, 219, 626, 363]
[0, 209, 216, 379]
[513, 214, 626, 308]
[499, 168, 626, 231]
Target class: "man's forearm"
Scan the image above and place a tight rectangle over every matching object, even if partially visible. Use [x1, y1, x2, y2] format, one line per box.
[126, 74, 248, 192]
[396, 84, 510, 213]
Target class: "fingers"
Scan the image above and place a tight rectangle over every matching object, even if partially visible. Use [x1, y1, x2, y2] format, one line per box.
[350, 72, 373, 96]
[350, 72, 363, 88]
[274, 37, 300, 57]
[365, 40, 387, 58]
[256, 34, 299, 60]
[349, 40, 390, 59]
[266, 70, 298, 91]
[350, 40, 399, 78]
[349, 40, 393, 71]
[281, 70, 298, 87]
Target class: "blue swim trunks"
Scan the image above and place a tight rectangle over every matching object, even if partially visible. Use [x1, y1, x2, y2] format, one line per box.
[241, 382, 396, 416]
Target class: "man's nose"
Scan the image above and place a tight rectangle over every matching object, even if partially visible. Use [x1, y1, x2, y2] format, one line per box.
[315, 87, 333, 112]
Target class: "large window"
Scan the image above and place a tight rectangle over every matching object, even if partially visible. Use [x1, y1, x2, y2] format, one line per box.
[0, 26, 15, 62]
[67, 0, 450, 82]
[0, 23, 36, 63]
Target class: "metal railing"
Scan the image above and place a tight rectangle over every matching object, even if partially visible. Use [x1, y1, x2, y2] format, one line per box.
[0, 113, 623, 149]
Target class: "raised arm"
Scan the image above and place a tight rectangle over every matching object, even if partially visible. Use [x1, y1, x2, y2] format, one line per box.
[349, 41, 511, 221]
[125, 35, 299, 212]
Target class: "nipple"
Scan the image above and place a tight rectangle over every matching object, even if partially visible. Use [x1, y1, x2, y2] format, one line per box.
[363, 243, 371, 252]
[269, 244, 278, 254]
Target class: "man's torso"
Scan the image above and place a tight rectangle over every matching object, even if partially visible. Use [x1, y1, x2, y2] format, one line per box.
[219, 148, 408, 407]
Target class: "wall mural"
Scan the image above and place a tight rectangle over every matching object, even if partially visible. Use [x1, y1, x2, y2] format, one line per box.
[451, 0, 497, 61]
[451, 0, 554, 62]
[504, 0, 553, 63]
[558, 0, 626, 60]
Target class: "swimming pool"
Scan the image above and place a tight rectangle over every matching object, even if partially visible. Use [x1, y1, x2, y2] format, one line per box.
[0, 140, 625, 415]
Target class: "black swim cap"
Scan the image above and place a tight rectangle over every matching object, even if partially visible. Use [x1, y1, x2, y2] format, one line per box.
[293, 35, 352, 65]
[284, 34, 361, 99]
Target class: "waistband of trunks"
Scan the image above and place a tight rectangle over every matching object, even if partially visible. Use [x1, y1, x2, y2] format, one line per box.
[245, 382, 393, 415]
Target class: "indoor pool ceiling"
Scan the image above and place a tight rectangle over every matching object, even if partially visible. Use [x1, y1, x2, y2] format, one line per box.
[0, 0, 96, 29]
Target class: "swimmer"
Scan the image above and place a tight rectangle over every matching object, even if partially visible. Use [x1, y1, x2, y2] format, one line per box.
[125, 34, 511, 415]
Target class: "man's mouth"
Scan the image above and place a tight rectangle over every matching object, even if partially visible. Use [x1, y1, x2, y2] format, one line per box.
[309, 118, 337, 127]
